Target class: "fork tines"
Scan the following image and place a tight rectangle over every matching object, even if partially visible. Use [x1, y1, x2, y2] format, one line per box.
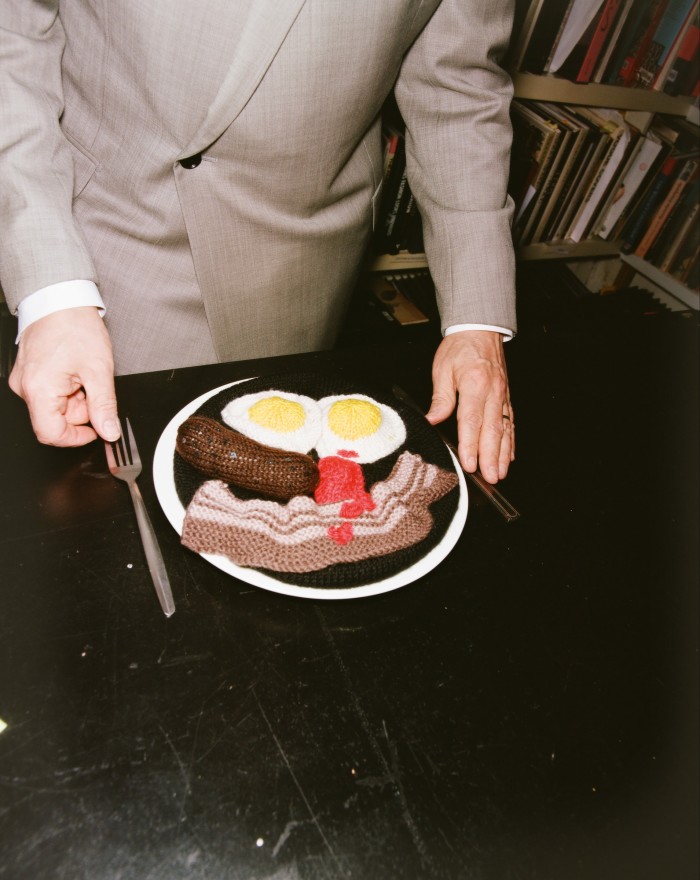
[110, 418, 137, 467]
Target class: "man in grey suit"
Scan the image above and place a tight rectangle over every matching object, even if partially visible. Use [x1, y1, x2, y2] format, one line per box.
[1, 0, 516, 484]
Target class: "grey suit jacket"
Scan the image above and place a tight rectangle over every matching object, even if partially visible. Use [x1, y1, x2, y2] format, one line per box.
[0, 0, 516, 375]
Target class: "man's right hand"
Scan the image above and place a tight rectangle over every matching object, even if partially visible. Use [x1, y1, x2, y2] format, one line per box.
[9, 307, 120, 447]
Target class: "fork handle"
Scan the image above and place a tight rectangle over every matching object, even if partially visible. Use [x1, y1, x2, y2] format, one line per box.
[128, 481, 176, 617]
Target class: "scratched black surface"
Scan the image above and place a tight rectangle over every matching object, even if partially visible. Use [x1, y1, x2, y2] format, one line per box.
[0, 316, 698, 880]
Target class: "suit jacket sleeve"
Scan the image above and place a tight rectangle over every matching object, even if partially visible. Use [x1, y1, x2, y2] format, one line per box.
[0, 2, 97, 312]
[394, 0, 517, 335]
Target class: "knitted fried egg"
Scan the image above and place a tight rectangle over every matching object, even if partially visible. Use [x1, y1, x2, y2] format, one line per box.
[221, 391, 323, 454]
[315, 394, 406, 463]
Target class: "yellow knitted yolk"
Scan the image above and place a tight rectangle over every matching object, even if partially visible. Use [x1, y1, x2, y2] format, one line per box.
[247, 396, 306, 433]
[327, 398, 382, 440]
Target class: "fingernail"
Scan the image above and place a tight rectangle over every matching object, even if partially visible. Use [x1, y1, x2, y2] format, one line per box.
[466, 457, 477, 472]
[103, 418, 121, 441]
[487, 467, 499, 483]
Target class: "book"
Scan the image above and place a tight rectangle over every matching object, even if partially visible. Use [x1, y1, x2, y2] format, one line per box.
[507, 0, 550, 70]
[655, 178, 700, 267]
[611, 0, 670, 85]
[543, 0, 579, 70]
[635, 0, 698, 87]
[594, 132, 664, 237]
[520, 0, 580, 73]
[591, 0, 638, 80]
[576, 0, 626, 82]
[566, 109, 631, 241]
[550, 113, 612, 239]
[510, 102, 562, 236]
[652, 0, 699, 88]
[668, 210, 700, 280]
[370, 275, 430, 326]
[649, 114, 700, 152]
[383, 165, 411, 253]
[375, 124, 409, 254]
[645, 169, 697, 263]
[382, 129, 401, 183]
[519, 107, 577, 244]
[663, 7, 700, 93]
[634, 157, 698, 256]
[682, 249, 699, 289]
[546, 0, 607, 72]
[620, 155, 679, 251]
[529, 104, 594, 242]
[544, 125, 598, 238]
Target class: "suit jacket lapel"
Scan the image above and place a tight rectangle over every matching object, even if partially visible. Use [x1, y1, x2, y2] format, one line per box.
[179, 0, 307, 159]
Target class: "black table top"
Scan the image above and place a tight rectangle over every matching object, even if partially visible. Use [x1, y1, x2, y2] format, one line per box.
[1, 315, 698, 880]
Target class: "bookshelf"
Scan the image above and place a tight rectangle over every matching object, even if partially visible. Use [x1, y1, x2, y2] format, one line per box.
[370, 0, 700, 308]
[512, 73, 696, 116]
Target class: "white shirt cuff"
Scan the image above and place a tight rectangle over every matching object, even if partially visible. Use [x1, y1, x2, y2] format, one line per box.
[16, 280, 105, 341]
[444, 323, 513, 340]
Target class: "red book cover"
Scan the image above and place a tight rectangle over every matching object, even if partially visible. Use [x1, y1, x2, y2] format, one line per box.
[577, 0, 625, 82]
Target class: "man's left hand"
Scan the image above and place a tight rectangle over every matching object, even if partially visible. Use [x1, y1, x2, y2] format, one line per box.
[427, 330, 514, 484]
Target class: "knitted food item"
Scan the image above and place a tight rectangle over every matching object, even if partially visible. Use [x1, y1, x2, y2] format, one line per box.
[221, 391, 322, 453]
[316, 394, 406, 462]
[175, 415, 319, 501]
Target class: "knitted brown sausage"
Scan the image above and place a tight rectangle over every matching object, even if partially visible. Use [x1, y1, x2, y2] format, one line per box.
[176, 415, 319, 501]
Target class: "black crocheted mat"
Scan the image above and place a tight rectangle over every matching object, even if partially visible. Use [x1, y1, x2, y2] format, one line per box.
[172, 371, 461, 589]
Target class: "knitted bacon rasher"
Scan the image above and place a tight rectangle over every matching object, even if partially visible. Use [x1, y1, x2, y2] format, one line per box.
[181, 451, 458, 572]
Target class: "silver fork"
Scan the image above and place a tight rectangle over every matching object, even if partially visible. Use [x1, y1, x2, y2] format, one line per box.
[105, 418, 176, 617]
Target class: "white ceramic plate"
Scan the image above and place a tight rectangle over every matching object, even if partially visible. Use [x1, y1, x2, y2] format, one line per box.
[153, 380, 468, 600]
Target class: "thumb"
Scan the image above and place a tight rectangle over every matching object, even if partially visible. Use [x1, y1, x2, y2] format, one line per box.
[426, 379, 456, 425]
[84, 372, 120, 442]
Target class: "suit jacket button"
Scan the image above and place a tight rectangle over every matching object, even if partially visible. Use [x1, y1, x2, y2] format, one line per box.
[179, 153, 202, 169]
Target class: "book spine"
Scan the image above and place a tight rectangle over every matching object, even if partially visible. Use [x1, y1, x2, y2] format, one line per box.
[568, 121, 629, 242]
[663, 13, 700, 93]
[592, 0, 637, 80]
[521, 0, 578, 73]
[577, 0, 625, 82]
[646, 172, 699, 263]
[620, 156, 677, 252]
[658, 182, 700, 269]
[635, 159, 698, 256]
[636, 0, 697, 87]
[596, 135, 663, 237]
[616, 0, 670, 86]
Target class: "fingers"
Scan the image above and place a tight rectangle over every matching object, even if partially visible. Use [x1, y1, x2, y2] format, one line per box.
[430, 330, 514, 484]
[9, 307, 119, 447]
[24, 382, 99, 447]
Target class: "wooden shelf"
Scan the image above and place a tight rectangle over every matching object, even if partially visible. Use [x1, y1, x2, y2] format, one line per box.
[620, 253, 699, 310]
[513, 73, 695, 117]
[368, 252, 428, 272]
[517, 239, 621, 261]
[369, 239, 625, 271]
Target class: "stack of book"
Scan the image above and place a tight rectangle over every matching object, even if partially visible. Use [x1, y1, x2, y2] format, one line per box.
[372, 126, 424, 258]
[510, 101, 633, 246]
[510, 102, 699, 287]
[617, 118, 699, 287]
[508, 0, 700, 95]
